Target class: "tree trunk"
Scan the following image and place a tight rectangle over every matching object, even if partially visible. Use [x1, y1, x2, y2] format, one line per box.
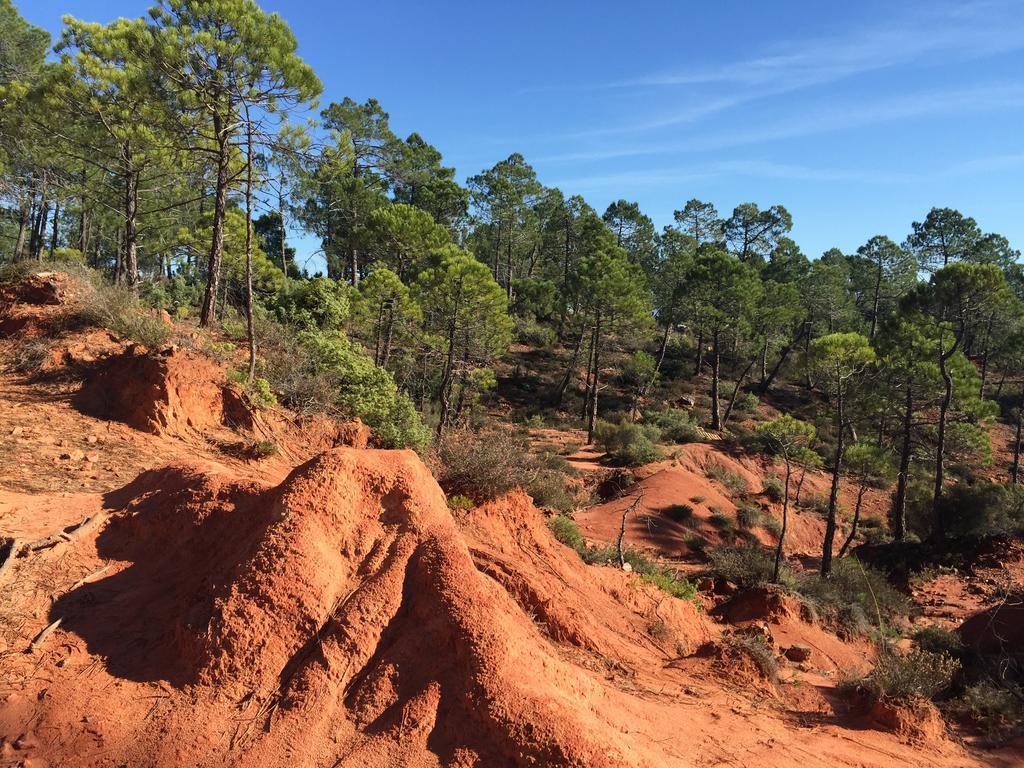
[821, 387, 845, 577]
[869, 259, 882, 341]
[694, 326, 704, 376]
[760, 323, 805, 394]
[13, 199, 29, 261]
[1012, 399, 1023, 485]
[554, 324, 585, 406]
[200, 111, 231, 327]
[349, 244, 359, 287]
[587, 314, 602, 444]
[709, 329, 722, 430]
[48, 201, 60, 257]
[978, 312, 994, 398]
[839, 483, 868, 558]
[721, 357, 756, 427]
[123, 146, 139, 287]
[78, 163, 89, 254]
[436, 286, 463, 437]
[33, 197, 50, 260]
[931, 350, 954, 543]
[244, 111, 257, 384]
[278, 178, 288, 279]
[505, 237, 513, 302]
[773, 461, 792, 583]
[380, 308, 395, 369]
[759, 337, 768, 385]
[891, 383, 913, 541]
[582, 323, 596, 422]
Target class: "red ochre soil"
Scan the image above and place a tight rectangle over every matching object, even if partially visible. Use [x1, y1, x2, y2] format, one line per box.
[0, 273, 1020, 767]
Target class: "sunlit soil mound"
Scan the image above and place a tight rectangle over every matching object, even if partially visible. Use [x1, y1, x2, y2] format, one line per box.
[0, 447, 1000, 767]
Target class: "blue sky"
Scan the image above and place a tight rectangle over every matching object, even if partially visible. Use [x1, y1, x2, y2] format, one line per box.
[22, 0, 1024, 267]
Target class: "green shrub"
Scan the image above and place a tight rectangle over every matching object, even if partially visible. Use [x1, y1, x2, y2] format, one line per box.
[762, 476, 785, 503]
[684, 533, 707, 553]
[708, 512, 732, 529]
[515, 315, 557, 348]
[526, 470, 575, 513]
[914, 626, 964, 656]
[221, 318, 247, 341]
[803, 493, 831, 516]
[548, 514, 586, 552]
[448, 494, 475, 511]
[703, 460, 748, 495]
[736, 503, 763, 529]
[796, 558, 909, 634]
[594, 419, 662, 466]
[261, 328, 429, 451]
[736, 392, 760, 413]
[642, 570, 698, 601]
[8, 338, 52, 373]
[723, 632, 778, 681]
[950, 681, 1024, 739]
[859, 648, 960, 702]
[436, 429, 535, 499]
[762, 517, 783, 538]
[251, 439, 278, 458]
[665, 503, 695, 523]
[644, 408, 703, 444]
[275, 276, 351, 331]
[708, 543, 788, 588]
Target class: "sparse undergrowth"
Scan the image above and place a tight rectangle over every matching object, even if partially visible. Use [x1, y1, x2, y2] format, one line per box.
[547, 515, 697, 602]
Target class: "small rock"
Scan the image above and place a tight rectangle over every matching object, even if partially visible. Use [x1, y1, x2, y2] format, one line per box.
[622, 562, 633, 573]
[784, 644, 812, 662]
[85, 453, 100, 463]
[10, 427, 22, 436]
[86, 435, 98, 444]
[13, 733, 36, 750]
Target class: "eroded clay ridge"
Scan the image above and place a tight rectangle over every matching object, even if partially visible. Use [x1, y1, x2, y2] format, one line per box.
[1, 448, 719, 767]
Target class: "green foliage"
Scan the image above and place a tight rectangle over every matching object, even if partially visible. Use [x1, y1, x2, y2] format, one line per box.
[935, 481, 1024, 539]
[722, 631, 779, 681]
[708, 512, 732, 529]
[594, 419, 662, 466]
[641, 570, 698, 601]
[276, 276, 351, 331]
[913, 626, 964, 656]
[859, 649, 961, 702]
[298, 330, 429, 450]
[548, 514, 586, 551]
[435, 428, 571, 507]
[950, 681, 1024, 740]
[761, 476, 785, 502]
[447, 494, 474, 512]
[736, 503, 763, 529]
[702, 460, 748, 495]
[796, 558, 908, 634]
[708, 543, 790, 588]
[644, 408, 703, 443]
[664, 503, 694, 523]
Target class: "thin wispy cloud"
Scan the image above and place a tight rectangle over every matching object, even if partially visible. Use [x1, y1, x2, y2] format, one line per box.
[529, 0, 1024, 141]
[550, 160, 915, 192]
[615, 1, 1023, 89]
[536, 83, 1024, 164]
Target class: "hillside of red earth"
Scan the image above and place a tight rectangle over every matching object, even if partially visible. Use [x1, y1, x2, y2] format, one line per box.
[2, 272, 1022, 766]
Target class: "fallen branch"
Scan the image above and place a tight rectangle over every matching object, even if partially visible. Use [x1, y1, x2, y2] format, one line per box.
[617, 490, 645, 569]
[22, 512, 107, 555]
[0, 538, 24, 584]
[26, 618, 62, 654]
